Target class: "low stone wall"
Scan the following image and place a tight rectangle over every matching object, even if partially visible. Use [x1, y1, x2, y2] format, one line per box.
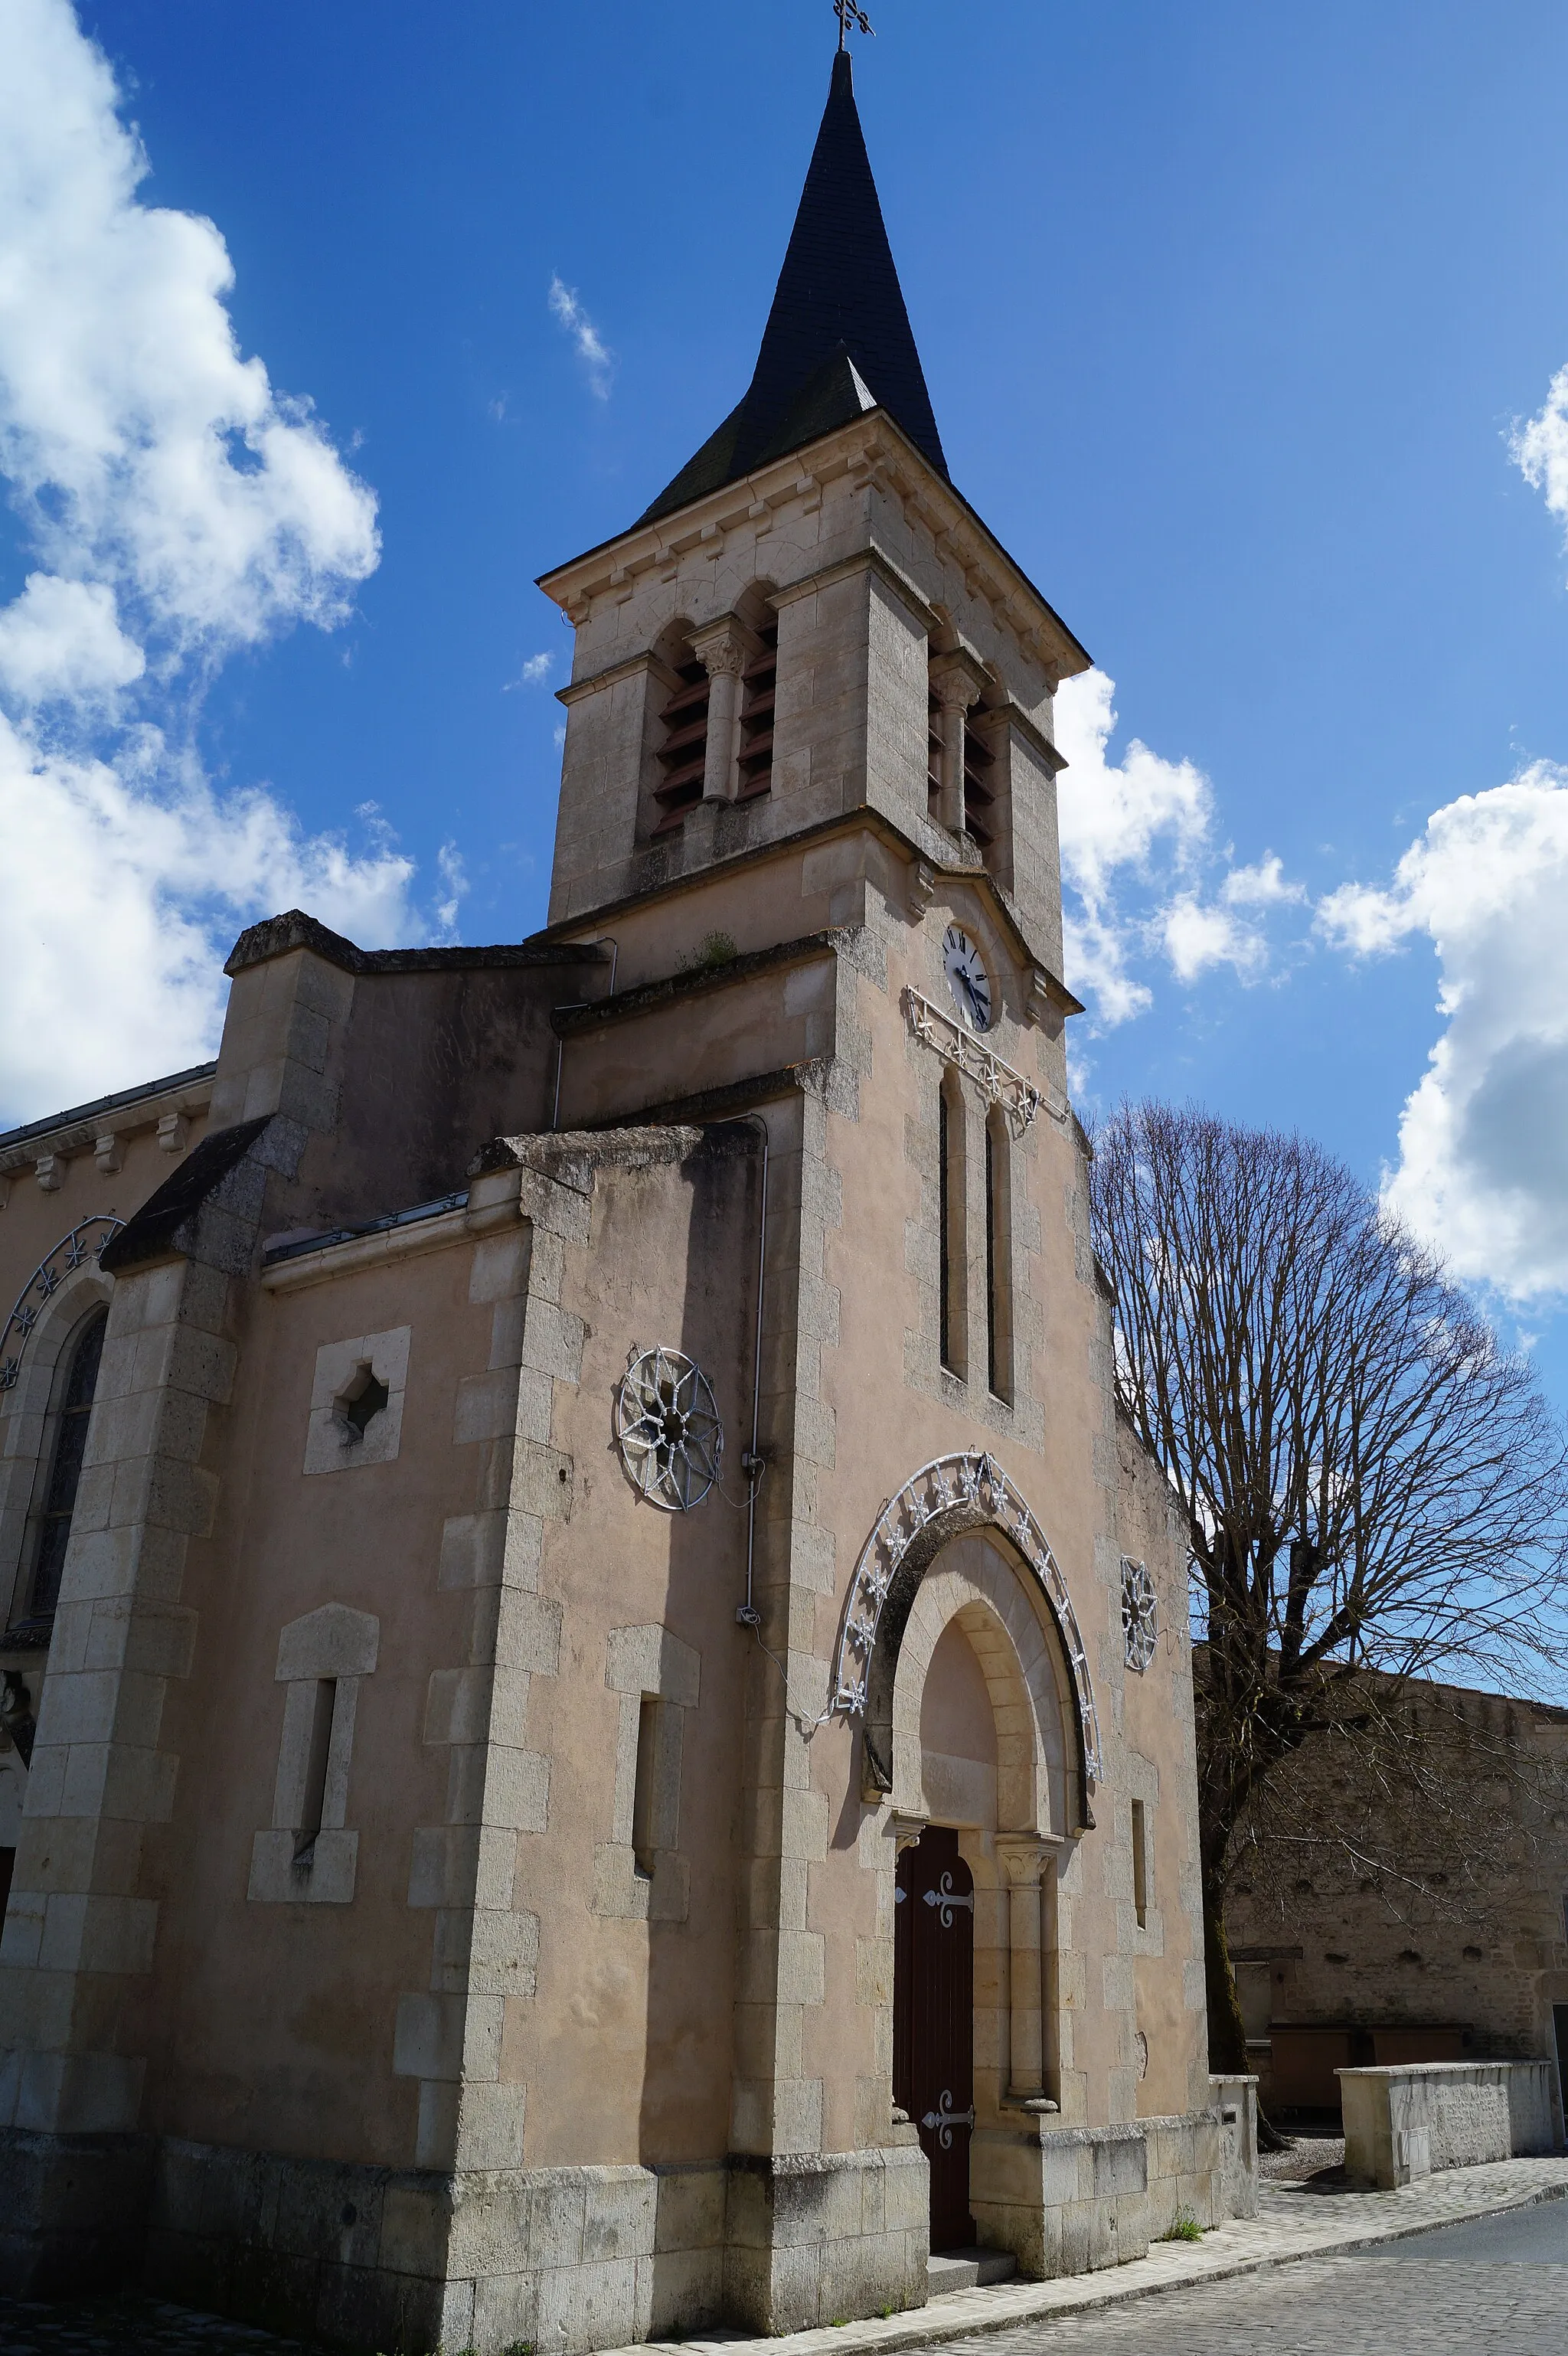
[970, 2083, 1258, 2280]
[1340, 2060, 1557, 2190]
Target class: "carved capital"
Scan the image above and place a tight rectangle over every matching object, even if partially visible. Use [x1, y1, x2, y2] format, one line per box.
[995, 1832, 1055, 1888]
[890, 1810, 929, 1854]
[907, 858, 936, 917]
[929, 659, 983, 715]
[690, 616, 756, 681]
[696, 636, 745, 679]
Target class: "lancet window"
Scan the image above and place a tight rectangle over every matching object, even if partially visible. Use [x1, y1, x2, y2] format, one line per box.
[652, 641, 710, 832]
[737, 619, 778, 799]
[985, 1109, 1013, 1402]
[939, 1073, 967, 1380]
[25, 1305, 107, 1622]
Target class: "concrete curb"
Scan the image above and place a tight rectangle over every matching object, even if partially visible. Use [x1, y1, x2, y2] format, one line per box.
[618, 2158, 1568, 2356]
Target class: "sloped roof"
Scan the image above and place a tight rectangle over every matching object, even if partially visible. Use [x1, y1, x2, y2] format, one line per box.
[642, 51, 946, 525]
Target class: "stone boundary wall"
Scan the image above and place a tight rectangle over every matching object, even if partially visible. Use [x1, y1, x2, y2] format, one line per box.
[1340, 2060, 1557, 2190]
[968, 2080, 1256, 2282]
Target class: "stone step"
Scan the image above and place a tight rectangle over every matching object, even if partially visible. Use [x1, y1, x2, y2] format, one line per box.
[928, 2247, 1018, 2294]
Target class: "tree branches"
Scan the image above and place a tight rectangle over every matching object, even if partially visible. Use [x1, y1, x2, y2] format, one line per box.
[1090, 1102, 1568, 2080]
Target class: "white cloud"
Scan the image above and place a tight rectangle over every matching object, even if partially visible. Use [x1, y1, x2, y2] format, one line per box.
[1318, 765, 1568, 1300]
[0, 0, 456, 1125]
[505, 650, 554, 690]
[1054, 668, 1295, 1021]
[1511, 363, 1568, 551]
[1159, 893, 1269, 983]
[0, 710, 423, 1113]
[1222, 853, 1303, 910]
[548, 273, 613, 400]
[0, 572, 143, 701]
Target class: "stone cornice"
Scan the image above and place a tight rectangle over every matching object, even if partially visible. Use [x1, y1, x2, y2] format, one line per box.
[536, 410, 1091, 685]
[260, 1181, 522, 1294]
[225, 907, 609, 982]
[0, 1065, 216, 1177]
[551, 929, 844, 1038]
[541, 804, 1077, 1019]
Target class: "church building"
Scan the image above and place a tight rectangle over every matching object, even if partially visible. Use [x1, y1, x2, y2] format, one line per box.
[0, 47, 1255, 2354]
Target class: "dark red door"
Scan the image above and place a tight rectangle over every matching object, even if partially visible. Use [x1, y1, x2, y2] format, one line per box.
[893, 1824, 975, 2250]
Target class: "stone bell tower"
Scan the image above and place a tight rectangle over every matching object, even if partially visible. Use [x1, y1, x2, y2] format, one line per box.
[541, 47, 1089, 1028]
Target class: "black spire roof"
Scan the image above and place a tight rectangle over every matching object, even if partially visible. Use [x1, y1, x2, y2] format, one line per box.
[642, 51, 946, 524]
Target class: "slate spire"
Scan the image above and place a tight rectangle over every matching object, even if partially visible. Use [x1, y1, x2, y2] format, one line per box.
[642, 51, 946, 524]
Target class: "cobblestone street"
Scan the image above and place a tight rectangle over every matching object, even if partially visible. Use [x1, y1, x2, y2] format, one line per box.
[932, 2201, 1568, 2356]
[3, 2199, 1566, 2356]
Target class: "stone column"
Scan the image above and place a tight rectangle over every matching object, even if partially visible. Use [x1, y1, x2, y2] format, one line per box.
[691, 623, 748, 804]
[928, 658, 984, 838]
[995, 1834, 1055, 2103]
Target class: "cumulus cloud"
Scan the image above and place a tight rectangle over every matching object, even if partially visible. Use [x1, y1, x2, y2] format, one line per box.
[1318, 765, 1568, 1300]
[0, 572, 143, 702]
[548, 273, 613, 400]
[1054, 668, 1295, 1021]
[0, 0, 453, 1123]
[1511, 364, 1568, 551]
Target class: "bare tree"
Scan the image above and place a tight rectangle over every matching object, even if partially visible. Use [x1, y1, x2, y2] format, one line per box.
[1090, 1103, 1568, 2098]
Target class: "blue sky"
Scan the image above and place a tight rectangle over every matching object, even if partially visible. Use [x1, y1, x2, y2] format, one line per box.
[5, 1, 1568, 1402]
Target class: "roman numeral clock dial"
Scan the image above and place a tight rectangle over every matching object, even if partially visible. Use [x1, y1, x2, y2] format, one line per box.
[942, 925, 994, 1032]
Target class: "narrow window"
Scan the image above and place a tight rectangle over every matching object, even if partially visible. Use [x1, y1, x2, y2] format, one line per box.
[28, 1307, 108, 1622]
[632, 1695, 661, 1878]
[737, 620, 777, 800]
[963, 717, 998, 847]
[927, 682, 944, 821]
[1131, 1799, 1148, 1929]
[939, 1078, 966, 1379]
[652, 644, 710, 833]
[985, 1112, 1013, 1402]
[293, 1678, 338, 1863]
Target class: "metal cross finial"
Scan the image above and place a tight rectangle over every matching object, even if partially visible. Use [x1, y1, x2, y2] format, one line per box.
[835, 0, 874, 51]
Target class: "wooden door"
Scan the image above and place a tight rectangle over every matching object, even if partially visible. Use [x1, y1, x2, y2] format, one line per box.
[893, 1824, 975, 2250]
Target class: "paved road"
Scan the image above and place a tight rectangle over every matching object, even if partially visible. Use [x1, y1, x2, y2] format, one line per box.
[935, 2198, 1568, 2356]
[3, 2201, 1566, 2356]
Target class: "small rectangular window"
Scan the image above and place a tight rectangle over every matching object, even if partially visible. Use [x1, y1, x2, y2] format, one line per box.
[632, 1695, 661, 1879]
[293, 1678, 338, 1863]
[1131, 1799, 1148, 1929]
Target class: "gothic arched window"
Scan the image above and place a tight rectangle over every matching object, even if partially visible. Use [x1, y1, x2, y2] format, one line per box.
[26, 1306, 108, 1621]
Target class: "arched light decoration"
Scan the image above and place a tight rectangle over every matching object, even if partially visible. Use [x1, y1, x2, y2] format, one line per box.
[615, 1346, 723, 1511]
[0, 1217, 122, 1392]
[1121, 1557, 1158, 1673]
[832, 1449, 1102, 1799]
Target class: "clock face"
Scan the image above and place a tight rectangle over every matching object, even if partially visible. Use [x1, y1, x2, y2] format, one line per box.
[942, 924, 994, 1032]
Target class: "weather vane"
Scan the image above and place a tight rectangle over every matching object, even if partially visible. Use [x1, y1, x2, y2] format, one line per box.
[835, 0, 874, 50]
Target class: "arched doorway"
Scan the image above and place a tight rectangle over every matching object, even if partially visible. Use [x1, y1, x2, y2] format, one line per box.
[883, 1531, 1078, 2252]
[895, 1823, 976, 2249]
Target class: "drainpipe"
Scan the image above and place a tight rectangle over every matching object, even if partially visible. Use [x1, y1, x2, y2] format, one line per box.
[550, 936, 619, 1132]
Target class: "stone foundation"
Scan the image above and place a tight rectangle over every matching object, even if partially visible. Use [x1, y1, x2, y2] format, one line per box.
[0, 2127, 154, 2296]
[1, 2129, 929, 2353]
[721, 2145, 929, 2335]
